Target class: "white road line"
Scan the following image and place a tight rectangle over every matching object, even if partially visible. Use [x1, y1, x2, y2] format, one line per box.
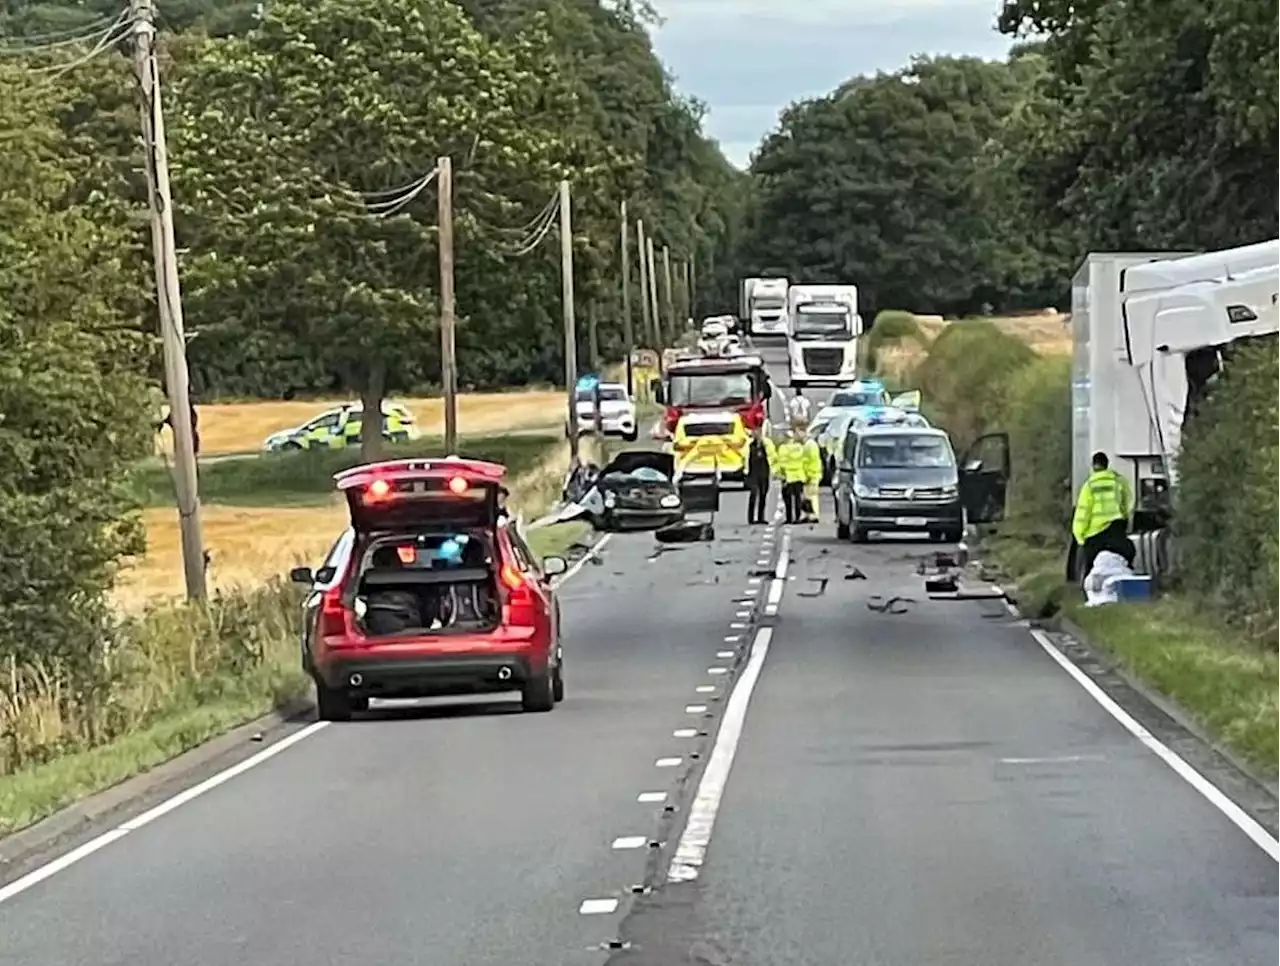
[673, 728, 698, 738]
[655, 757, 683, 768]
[1029, 629, 1280, 862]
[716, 650, 735, 658]
[747, 577, 762, 586]
[579, 898, 620, 915]
[729, 622, 747, 630]
[707, 667, 728, 676]
[735, 609, 751, 618]
[667, 627, 775, 883]
[551, 533, 613, 589]
[1000, 754, 1105, 765]
[723, 635, 741, 643]
[0, 534, 614, 907]
[695, 685, 716, 694]
[685, 705, 708, 714]
[611, 836, 648, 850]
[637, 792, 667, 803]
[0, 721, 328, 905]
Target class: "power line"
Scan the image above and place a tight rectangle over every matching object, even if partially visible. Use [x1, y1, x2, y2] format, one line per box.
[22, 9, 135, 79]
[489, 189, 561, 256]
[0, 13, 121, 53]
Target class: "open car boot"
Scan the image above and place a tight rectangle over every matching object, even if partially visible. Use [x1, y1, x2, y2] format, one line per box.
[355, 533, 502, 637]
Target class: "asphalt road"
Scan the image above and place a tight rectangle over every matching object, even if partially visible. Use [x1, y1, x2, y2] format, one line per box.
[0, 338, 1274, 964]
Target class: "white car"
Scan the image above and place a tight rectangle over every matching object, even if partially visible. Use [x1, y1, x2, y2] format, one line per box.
[568, 382, 638, 441]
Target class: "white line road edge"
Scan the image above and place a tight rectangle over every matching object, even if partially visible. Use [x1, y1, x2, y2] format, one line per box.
[1030, 629, 1280, 862]
[667, 626, 774, 883]
[0, 529, 614, 907]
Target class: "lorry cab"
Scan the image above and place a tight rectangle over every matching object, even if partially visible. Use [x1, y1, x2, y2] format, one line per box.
[741, 277, 789, 336]
[786, 284, 862, 387]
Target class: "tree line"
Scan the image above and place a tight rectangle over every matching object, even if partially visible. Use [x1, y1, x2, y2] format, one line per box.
[735, 0, 1278, 318]
[0, 0, 740, 672]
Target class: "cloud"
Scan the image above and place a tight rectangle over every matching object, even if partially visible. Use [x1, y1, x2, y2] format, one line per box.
[650, 0, 1014, 167]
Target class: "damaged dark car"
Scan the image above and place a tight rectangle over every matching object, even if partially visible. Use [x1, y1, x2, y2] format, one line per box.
[561, 451, 685, 532]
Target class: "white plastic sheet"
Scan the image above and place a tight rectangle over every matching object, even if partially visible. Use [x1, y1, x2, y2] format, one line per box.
[1083, 550, 1134, 607]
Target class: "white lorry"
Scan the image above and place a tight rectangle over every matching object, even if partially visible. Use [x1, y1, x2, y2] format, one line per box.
[785, 284, 862, 388]
[1071, 239, 1278, 549]
[739, 277, 789, 336]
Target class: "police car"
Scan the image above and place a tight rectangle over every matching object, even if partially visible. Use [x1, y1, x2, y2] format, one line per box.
[263, 401, 417, 452]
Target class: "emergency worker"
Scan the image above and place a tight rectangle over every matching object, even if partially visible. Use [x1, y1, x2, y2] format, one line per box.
[773, 427, 809, 524]
[800, 429, 823, 523]
[745, 429, 771, 525]
[1072, 451, 1135, 578]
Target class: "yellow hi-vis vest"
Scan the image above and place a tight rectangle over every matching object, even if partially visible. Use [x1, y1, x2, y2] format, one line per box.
[1072, 468, 1133, 544]
[775, 439, 809, 483]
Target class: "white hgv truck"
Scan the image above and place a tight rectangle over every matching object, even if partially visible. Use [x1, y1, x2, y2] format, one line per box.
[739, 277, 789, 336]
[785, 284, 862, 388]
[1071, 239, 1278, 568]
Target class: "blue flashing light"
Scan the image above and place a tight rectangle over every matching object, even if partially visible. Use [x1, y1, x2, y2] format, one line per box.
[576, 373, 600, 391]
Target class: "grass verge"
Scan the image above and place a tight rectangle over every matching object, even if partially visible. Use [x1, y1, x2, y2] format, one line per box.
[1, 582, 308, 836]
[1063, 598, 1279, 779]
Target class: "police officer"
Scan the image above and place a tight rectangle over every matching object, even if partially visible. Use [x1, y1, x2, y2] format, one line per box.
[745, 430, 771, 525]
[800, 426, 823, 523]
[774, 427, 809, 523]
[1072, 451, 1135, 579]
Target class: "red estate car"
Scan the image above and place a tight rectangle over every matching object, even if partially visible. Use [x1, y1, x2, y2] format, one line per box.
[289, 457, 569, 721]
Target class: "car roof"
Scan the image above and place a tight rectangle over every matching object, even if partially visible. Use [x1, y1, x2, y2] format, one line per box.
[857, 424, 948, 439]
[666, 355, 764, 374]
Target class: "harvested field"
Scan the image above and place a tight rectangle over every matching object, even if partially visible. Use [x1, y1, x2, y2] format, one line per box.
[158, 390, 563, 457]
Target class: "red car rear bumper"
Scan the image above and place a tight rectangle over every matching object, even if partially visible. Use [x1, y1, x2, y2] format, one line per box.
[314, 628, 552, 698]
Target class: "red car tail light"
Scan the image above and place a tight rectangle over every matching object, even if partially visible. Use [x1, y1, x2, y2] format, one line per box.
[664, 406, 682, 432]
[319, 585, 355, 643]
[499, 562, 538, 627]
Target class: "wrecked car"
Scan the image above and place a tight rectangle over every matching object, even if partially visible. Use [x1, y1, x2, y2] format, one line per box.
[558, 451, 685, 532]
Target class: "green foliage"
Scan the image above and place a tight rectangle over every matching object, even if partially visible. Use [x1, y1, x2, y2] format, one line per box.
[1001, 356, 1073, 531]
[910, 322, 1036, 450]
[130, 434, 560, 507]
[996, 0, 1278, 251]
[1, 581, 307, 816]
[863, 310, 923, 375]
[1172, 340, 1279, 645]
[0, 65, 154, 673]
[741, 55, 1060, 316]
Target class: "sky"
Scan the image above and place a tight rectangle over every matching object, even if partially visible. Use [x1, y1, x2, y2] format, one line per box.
[650, 0, 1015, 168]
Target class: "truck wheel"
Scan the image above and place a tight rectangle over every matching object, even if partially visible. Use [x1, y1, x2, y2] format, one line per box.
[552, 665, 565, 703]
[836, 521, 850, 540]
[851, 525, 869, 543]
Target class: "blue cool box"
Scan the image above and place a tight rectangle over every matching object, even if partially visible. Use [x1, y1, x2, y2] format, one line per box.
[1114, 575, 1153, 601]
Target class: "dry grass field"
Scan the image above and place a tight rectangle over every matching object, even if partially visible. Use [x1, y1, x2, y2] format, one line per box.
[876, 310, 1071, 384]
[115, 436, 581, 611]
[157, 390, 565, 457]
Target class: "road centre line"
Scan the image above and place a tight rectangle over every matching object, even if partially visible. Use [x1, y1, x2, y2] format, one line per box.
[0, 529, 614, 907]
[1029, 629, 1279, 862]
[763, 531, 791, 616]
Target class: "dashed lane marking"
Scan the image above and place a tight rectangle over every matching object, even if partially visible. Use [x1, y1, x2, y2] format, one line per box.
[673, 729, 698, 738]
[685, 705, 708, 714]
[707, 667, 729, 676]
[716, 651, 735, 659]
[695, 685, 716, 694]
[637, 792, 667, 803]
[612, 836, 648, 850]
[579, 898, 620, 915]
[655, 757, 683, 768]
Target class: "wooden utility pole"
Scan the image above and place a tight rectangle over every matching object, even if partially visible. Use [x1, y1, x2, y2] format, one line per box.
[689, 248, 697, 320]
[646, 235, 660, 348]
[680, 259, 691, 326]
[661, 245, 676, 341]
[131, 0, 205, 602]
[559, 180, 580, 462]
[620, 200, 634, 396]
[636, 218, 651, 352]
[437, 155, 457, 454]
[588, 300, 603, 448]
